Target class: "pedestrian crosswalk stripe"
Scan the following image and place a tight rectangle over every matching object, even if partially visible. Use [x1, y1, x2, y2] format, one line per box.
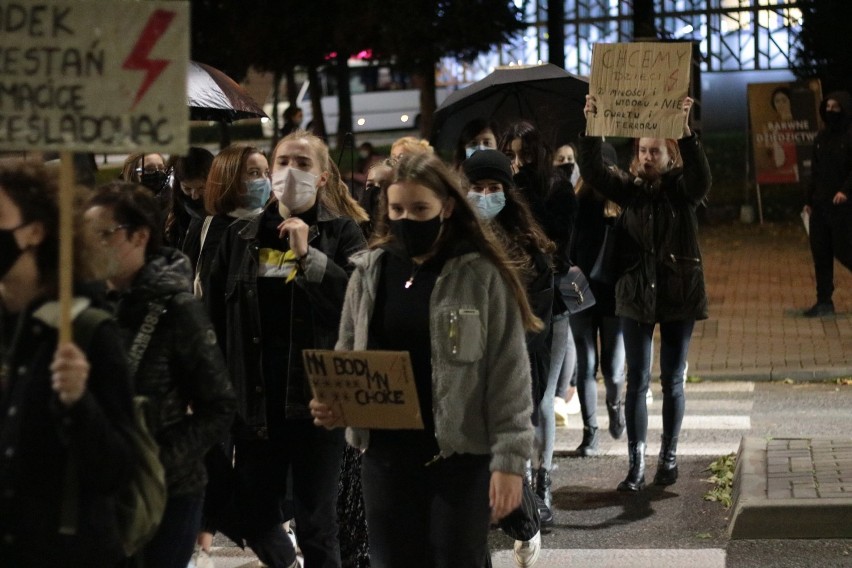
[556, 443, 740, 457]
[490, 548, 726, 567]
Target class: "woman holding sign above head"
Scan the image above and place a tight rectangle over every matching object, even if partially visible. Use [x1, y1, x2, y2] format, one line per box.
[578, 94, 711, 492]
[206, 131, 366, 568]
[310, 152, 536, 568]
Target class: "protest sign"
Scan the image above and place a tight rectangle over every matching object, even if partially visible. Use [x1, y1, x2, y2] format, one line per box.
[748, 80, 821, 185]
[587, 42, 691, 139]
[0, 0, 189, 154]
[303, 350, 424, 430]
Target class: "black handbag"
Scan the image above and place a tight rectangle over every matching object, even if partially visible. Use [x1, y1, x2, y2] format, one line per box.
[556, 265, 596, 315]
[590, 219, 619, 286]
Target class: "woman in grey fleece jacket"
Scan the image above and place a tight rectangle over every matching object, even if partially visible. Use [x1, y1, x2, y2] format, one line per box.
[311, 153, 538, 567]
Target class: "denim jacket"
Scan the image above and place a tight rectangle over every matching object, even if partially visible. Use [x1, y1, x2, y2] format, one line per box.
[340, 248, 534, 476]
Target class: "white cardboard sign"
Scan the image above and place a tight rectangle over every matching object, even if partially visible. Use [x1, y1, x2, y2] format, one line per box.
[0, 0, 189, 153]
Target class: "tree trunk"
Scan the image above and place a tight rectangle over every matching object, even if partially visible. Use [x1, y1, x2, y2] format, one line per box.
[632, 0, 657, 40]
[307, 64, 327, 140]
[416, 64, 437, 139]
[271, 68, 283, 147]
[547, 1, 565, 69]
[335, 53, 354, 150]
[286, 66, 298, 107]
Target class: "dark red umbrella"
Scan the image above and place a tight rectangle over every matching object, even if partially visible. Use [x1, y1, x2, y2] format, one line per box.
[187, 61, 267, 122]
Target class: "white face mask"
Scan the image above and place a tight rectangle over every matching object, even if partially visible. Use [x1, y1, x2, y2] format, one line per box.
[272, 167, 319, 212]
[465, 144, 491, 159]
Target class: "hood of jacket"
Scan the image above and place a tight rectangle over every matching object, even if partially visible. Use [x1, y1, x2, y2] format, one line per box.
[819, 90, 852, 124]
[127, 247, 193, 300]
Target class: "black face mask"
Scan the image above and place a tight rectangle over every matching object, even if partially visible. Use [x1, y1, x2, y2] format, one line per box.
[140, 171, 169, 194]
[183, 198, 205, 219]
[389, 216, 443, 258]
[825, 110, 843, 128]
[0, 227, 24, 281]
[556, 162, 575, 178]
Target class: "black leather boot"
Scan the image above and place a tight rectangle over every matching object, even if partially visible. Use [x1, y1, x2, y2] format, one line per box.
[654, 435, 679, 486]
[617, 441, 646, 492]
[575, 426, 600, 456]
[535, 468, 554, 526]
[606, 399, 625, 440]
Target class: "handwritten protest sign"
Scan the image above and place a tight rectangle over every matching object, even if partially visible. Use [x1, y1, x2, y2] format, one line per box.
[303, 350, 424, 430]
[0, 0, 189, 153]
[587, 42, 691, 139]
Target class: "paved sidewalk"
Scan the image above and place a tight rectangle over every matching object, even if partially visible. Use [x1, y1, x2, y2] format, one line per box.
[690, 221, 852, 380]
[729, 436, 852, 539]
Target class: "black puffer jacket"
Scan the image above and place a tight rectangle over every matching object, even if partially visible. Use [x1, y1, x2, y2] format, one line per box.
[206, 203, 366, 438]
[111, 248, 236, 497]
[578, 134, 712, 324]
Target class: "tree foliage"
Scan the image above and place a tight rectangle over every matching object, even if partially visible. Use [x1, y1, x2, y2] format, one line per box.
[792, 0, 852, 95]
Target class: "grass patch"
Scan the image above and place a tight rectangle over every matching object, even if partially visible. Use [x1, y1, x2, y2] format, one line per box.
[703, 453, 736, 509]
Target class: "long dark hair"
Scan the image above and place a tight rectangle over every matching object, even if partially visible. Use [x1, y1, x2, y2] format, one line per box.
[371, 153, 543, 332]
[500, 120, 555, 200]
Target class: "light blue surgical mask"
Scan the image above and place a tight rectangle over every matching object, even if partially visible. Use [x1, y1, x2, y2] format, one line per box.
[244, 178, 271, 209]
[465, 144, 491, 159]
[467, 191, 506, 220]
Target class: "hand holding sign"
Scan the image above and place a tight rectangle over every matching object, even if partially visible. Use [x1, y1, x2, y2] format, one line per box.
[303, 350, 423, 430]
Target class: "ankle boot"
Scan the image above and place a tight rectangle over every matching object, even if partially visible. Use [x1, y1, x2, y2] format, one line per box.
[606, 399, 625, 440]
[654, 435, 679, 486]
[617, 441, 646, 492]
[535, 468, 554, 526]
[575, 426, 600, 456]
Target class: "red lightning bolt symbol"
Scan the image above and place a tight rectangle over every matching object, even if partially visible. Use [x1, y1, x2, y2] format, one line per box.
[123, 10, 176, 109]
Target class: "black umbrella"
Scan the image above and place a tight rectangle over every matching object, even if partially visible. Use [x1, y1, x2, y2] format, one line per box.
[187, 61, 267, 123]
[430, 63, 588, 153]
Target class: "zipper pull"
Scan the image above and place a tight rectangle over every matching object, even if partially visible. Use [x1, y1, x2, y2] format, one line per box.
[448, 310, 459, 355]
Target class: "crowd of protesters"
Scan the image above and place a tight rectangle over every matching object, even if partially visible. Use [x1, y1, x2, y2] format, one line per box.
[0, 80, 715, 568]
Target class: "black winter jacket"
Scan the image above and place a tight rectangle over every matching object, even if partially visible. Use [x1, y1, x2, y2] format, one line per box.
[0, 298, 134, 567]
[578, 134, 712, 324]
[206, 203, 366, 438]
[808, 91, 852, 206]
[111, 248, 236, 497]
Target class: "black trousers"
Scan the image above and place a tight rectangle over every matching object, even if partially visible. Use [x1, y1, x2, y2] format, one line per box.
[235, 421, 345, 568]
[361, 448, 491, 568]
[809, 203, 852, 303]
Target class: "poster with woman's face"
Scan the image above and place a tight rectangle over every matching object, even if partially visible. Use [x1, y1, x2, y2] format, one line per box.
[748, 80, 822, 185]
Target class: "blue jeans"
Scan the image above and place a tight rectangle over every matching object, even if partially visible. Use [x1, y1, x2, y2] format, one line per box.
[361, 450, 491, 568]
[621, 318, 695, 444]
[536, 314, 575, 470]
[569, 309, 625, 428]
[143, 493, 204, 568]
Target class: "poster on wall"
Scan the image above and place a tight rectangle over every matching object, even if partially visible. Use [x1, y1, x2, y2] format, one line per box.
[747, 80, 822, 185]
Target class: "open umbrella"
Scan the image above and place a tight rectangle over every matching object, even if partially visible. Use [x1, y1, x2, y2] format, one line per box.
[187, 61, 267, 122]
[430, 63, 588, 153]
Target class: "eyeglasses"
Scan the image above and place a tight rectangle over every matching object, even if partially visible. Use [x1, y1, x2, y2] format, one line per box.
[96, 224, 129, 243]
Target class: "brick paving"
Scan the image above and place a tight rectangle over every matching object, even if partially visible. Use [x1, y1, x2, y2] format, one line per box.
[692, 221, 852, 380]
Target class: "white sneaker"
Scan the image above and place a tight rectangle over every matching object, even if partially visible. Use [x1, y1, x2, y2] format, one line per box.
[553, 397, 569, 427]
[188, 547, 214, 568]
[513, 530, 541, 567]
[565, 391, 581, 415]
